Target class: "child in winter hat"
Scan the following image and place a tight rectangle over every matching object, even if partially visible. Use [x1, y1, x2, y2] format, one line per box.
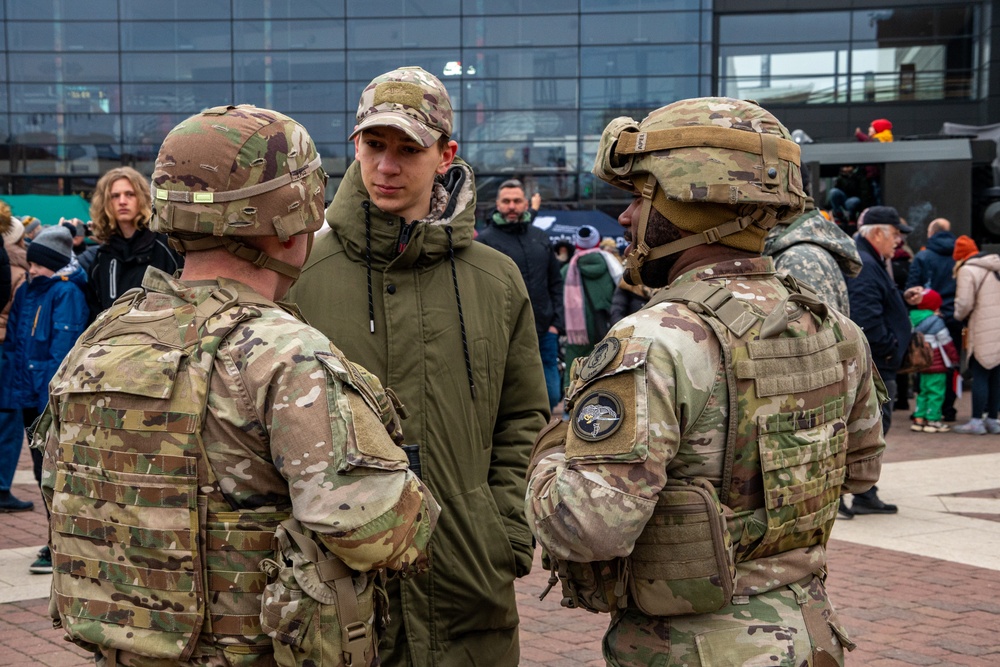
[27, 225, 74, 273]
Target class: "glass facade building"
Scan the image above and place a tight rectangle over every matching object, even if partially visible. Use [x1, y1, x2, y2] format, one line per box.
[0, 0, 994, 213]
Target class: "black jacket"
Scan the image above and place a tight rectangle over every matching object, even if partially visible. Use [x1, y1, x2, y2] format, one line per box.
[845, 235, 911, 381]
[87, 227, 183, 318]
[477, 218, 564, 335]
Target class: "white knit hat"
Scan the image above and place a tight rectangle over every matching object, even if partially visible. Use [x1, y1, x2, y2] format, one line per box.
[574, 225, 600, 249]
[2, 216, 24, 245]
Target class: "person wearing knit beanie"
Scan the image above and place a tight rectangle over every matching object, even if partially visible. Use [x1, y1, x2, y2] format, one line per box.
[21, 217, 41, 241]
[2, 216, 23, 246]
[574, 224, 601, 250]
[953, 235, 979, 264]
[26, 225, 73, 274]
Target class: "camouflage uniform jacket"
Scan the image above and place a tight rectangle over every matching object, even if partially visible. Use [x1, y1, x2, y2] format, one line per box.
[40, 268, 439, 666]
[763, 207, 862, 317]
[527, 257, 884, 664]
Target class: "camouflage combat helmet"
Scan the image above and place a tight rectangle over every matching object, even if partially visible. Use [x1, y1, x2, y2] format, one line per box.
[593, 97, 805, 285]
[151, 104, 327, 279]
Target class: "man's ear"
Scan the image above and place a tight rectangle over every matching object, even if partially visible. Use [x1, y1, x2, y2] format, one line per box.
[437, 139, 458, 175]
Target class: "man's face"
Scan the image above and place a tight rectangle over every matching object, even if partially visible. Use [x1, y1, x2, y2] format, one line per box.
[110, 177, 139, 224]
[870, 225, 902, 259]
[617, 198, 642, 254]
[496, 186, 528, 223]
[354, 126, 457, 223]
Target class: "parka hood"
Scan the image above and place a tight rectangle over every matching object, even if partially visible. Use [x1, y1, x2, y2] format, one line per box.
[961, 252, 1000, 273]
[765, 208, 863, 278]
[325, 157, 477, 271]
[924, 231, 956, 257]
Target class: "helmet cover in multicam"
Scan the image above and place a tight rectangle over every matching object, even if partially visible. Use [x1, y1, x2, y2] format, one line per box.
[349, 66, 453, 148]
[150, 104, 327, 243]
[592, 97, 805, 285]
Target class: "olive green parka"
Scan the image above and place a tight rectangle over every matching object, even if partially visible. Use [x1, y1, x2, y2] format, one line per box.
[289, 158, 548, 667]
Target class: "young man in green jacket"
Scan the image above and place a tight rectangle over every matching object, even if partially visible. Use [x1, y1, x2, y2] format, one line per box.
[289, 67, 548, 667]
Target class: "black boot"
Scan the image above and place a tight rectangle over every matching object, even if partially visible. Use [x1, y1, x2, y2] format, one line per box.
[851, 487, 898, 515]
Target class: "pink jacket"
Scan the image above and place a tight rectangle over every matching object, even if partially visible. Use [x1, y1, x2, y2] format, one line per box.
[954, 253, 1000, 370]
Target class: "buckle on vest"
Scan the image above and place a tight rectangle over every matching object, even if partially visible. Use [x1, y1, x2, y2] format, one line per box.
[341, 621, 369, 667]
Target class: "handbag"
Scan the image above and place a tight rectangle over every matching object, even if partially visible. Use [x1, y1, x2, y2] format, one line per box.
[897, 329, 934, 375]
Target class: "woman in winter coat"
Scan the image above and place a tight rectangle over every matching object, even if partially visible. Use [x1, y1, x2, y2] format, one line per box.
[952, 236, 1000, 434]
[86, 167, 182, 318]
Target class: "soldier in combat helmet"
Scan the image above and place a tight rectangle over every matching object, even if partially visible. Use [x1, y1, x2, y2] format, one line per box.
[35, 105, 439, 667]
[526, 97, 887, 666]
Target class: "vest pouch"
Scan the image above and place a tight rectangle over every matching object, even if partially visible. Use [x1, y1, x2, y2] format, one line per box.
[628, 477, 736, 617]
[261, 522, 375, 667]
[541, 550, 617, 614]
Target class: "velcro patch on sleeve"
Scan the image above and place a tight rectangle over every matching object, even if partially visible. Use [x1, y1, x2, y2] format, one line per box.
[566, 372, 637, 459]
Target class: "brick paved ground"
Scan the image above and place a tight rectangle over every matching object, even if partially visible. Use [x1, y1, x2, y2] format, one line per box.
[2, 396, 998, 666]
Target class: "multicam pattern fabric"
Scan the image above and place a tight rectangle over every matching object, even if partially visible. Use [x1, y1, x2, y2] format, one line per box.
[526, 256, 885, 666]
[350, 66, 453, 148]
[39, 268, 438, 667]
[764, 206, 863, 317]
[150, 105, 327, 240]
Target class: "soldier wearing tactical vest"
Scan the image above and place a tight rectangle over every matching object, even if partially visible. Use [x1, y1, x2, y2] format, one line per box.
[525, 97, 887, 666]
[35, 105, 439, 667]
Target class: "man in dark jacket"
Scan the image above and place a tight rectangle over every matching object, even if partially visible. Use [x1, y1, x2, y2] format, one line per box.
[478, 180, 564, 409]
[906, 218, 960, 420]
[845, 206, 920, 516]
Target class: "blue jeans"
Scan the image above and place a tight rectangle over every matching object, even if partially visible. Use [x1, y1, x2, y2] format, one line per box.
[0, 409, 24, 492]
[828, 188, 861, 220]
[539, 331, 562, 410]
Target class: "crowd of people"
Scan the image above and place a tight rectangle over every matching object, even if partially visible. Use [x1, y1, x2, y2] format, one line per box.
[0, 68, 995, 667]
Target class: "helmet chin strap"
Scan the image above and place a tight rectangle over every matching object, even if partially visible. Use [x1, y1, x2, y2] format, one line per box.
[623, 175, 775, 287]
[171, 234, 304, 280]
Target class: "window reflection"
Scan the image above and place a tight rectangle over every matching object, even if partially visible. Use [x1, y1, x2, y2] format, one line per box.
[718, 6, 980, 104]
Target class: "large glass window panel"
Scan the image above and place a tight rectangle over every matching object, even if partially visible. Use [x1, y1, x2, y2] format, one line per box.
[234, 20, 345, 50]
[10, 83, 119, 114]
[9, 53, 120, 83]
[123, 113, 193, 145]
[347, 0, 459, 16]
[582, 45, 700, 77]
[582, 0, 696, 11]
[462, 110, 577, 142]
[580, 76, 699, 108]
[581, 12, 699, 45]
[121, 82, 228, 113]
[461, 0, 577, 15]
[234, 81, 347, 113]
[8, 0, 116, 20]
[721, 76, 843, 105]
[461, 141, 579, 173]
[122, 52, 232, 82]
[234, 1, 345, 19]
[463, 79, 578, 111]
[852, 7, 975, 42]
[346, 50, 455, 83]
[11, 113, 118, 143]
[848, 70, 971, 102]
[348, 18, 460, 49]
[719, 12, 850, 45]
[8, 21, 118, 52]
[281, 112, 348, 144]
[236, 51, 346, 82]
[119, 0, 229, 20]
[120, 21, 231, 51]
[461, 16, 579, 48]
[460, 48, 578, 78]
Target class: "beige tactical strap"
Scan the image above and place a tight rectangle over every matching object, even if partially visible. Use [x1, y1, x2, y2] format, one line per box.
[623, 177, 657, 285]
[636, 204, 774, 268]
[173, 235, 303, 280]
[648, 281, 757, 337]
[614, 125, 800, 164]
[281, 519, 370, 667]
[153, 156, 322, 204]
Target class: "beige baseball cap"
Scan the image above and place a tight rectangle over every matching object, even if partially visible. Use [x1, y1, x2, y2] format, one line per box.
[349, 66, 453, 148]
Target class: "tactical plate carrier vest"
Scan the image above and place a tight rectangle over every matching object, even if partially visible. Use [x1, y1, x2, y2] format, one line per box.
[549, 274, 861, 617]
[43, 286, 312, 664]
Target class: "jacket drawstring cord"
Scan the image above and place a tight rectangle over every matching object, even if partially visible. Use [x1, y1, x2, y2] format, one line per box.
[363, 200, 375, 334]
[446, 226, 476, 400]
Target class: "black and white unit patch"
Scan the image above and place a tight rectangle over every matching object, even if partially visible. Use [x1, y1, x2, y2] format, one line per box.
[572, 389, 624, 442]
[579, 337, 621, 383]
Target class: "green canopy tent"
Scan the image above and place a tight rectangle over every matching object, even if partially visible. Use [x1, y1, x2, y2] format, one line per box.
[1, 194, 92, 226]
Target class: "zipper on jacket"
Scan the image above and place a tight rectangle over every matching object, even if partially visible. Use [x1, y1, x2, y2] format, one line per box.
[397, 220, 415, 255]
[109, 258, 118, 300]
[31, 305, 41, 337]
